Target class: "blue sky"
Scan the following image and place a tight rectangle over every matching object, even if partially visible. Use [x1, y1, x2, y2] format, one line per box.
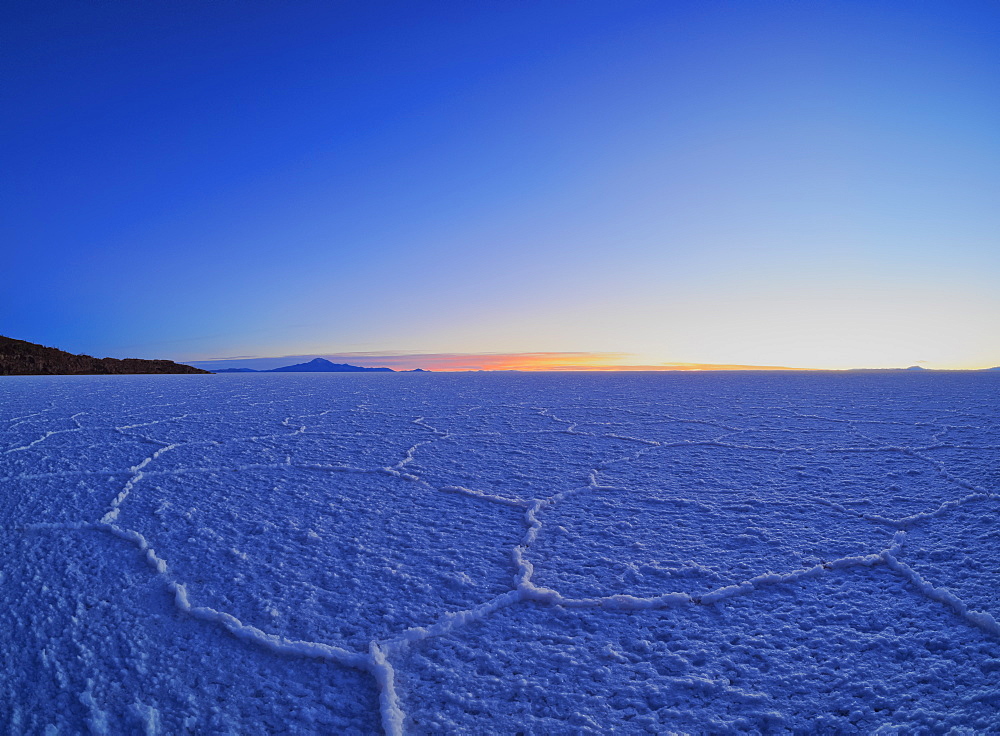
[3, 0, 999, 369]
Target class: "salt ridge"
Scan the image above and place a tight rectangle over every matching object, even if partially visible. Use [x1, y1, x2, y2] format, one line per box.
[3, 377, 997, 734]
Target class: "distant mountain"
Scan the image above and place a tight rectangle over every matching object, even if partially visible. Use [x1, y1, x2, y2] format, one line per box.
[905, 366, 927, 371]
[271, 358, 395, 373]
[214, 358, 430, 373]
[0, 335, 210, 375]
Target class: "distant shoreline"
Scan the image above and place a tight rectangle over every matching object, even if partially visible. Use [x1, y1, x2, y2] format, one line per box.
[4, 336, 997, 375]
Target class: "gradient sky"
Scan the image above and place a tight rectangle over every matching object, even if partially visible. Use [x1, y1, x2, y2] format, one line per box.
[4, 0, 999, 370]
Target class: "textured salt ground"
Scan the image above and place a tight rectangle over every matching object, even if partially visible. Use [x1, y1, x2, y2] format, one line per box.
[923, 446, 997, 492]
[897, 497, 1000, 621]
[115, 468, 524, 648]
[0, 371, 997, 735]
[0, 531, 379, 735]
[597, 445, 793, 500]
[845, 421, 959, 448]
[395, 569, 1000, 735]
[407, 408, 561, 436]
[930, 423, 1000, 446]
[1, 474, 131, 526]
[3, 428, 156, 477]
[780, 449, 959, 519]
[408, 431, 640, 500]
[528, 490, 893, 598]
[280, 429, 431, 469]
[713, 426, 884, 449]
[598, 445, 961, 520]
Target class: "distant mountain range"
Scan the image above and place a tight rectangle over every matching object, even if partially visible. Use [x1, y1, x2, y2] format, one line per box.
[0, 336, 209, 375]
[2, 336, 996, 375]
[213, 357, 429, 373]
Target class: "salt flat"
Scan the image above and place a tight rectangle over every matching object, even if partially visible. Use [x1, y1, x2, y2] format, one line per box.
[1, 372, 997, 734]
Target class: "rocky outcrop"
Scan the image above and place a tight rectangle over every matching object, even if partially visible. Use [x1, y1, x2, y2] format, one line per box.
[0, 335, 210, 375]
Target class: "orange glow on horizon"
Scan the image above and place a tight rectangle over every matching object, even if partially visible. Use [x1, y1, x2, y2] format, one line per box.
[521, 362, 814, 372]
[441, 355, 812, 371]
[275, 352, 815, 372]
[193, 349, 996, 372]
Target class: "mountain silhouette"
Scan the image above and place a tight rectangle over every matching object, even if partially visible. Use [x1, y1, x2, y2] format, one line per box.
[0, 335, 209, 375]
[270, 358, 394, 373]
[212, 358, 432, 373]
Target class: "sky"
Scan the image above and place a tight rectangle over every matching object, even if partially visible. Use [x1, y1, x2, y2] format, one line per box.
[3, 0, 999, 371]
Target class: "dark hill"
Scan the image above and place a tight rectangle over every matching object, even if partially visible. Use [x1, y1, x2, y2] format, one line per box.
[269, 358, 394, 373]
[0, 336, 210, 375]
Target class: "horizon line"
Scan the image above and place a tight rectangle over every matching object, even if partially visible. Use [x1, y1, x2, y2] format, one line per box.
[185, 351, 1000, 373]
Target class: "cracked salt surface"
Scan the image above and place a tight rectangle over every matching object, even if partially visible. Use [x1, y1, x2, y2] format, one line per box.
[1, 371, 997, 734]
